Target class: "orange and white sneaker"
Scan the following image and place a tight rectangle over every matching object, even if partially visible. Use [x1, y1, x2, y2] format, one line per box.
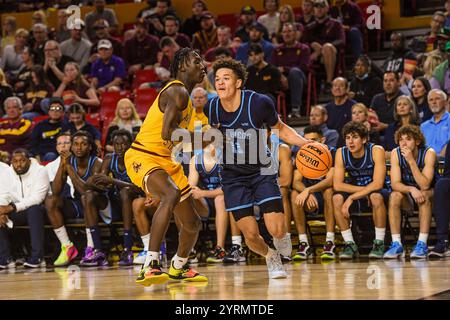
[135, 260, 169, 286]
[168, 261, 208, 282]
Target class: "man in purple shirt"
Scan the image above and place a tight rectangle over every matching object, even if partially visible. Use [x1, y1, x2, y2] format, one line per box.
[303, 0, 345, 92]
[271, 22, 311, 118]
[329, 0, 364, 62]
[90, 39, 126, 94]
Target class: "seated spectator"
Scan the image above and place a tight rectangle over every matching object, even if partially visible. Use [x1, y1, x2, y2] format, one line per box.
[13, 46, 35, 101]
[1, 16, 17, 54]
[302, 0, 345, 92]
[425, 11, 446, 53]
[31, 97, 70, 162]
[351, 103, 381, 145]
[204, 26, 237, 62]
[60, 20, 92, 70]
[430, 42, 450, 94]
[0, 97, 32, 154]
[0, 68, 13, 113]
[236, 22, 275, 66]
[164, 15, 191, 48]
[181, 0, 208, 38]
[67, 103, 101, 149]
[44, 40, 74, 89]
[90, 40, 126, 94]
[0, 28, 29, 79]
[235, 6, 269, 43]
[421, 89, 450, 157]
[137, 0, 157, 20]
[384, 95, 420, 153]
[89, 19, 123, 59]
[428, 28, 449, 62]
[273, 5, 301, 44]
[123, 19, 159, 77]
[271, 22, 310, 117]
[297, 0, 315, 29]
[104, 98, 142, 153]
[0, 148, 49, 269]
[54, 62, 100, 111]
[181, 0, 208, 39]
[411, 77, 433, 123]
[382, 32, 417, 75]
[22, 65, 54, 120]
[423, 54, 443, 81]
[31, 10, 47, 26]
[370, 71, 403, 133]
[329, 0, 364, 62]
[308, 105, 338, 148]
[55, 9, 71, 43]
[325, 77, 356, 146]
[257, 0, 280, 39]
[85, 0, 119, 42]
[188, 87, 209, 132]
[192, 11, 218, 55]
[44, 132, 79, 267]
[156, 36, 181, 72]
[142, 0, 179, 38]
[349, 55, 383, 108]
[28, 23, 48, 66]
[245, 43, 281, 103]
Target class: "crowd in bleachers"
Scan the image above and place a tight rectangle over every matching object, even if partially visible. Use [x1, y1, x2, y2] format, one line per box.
[1, 0, 450, 269]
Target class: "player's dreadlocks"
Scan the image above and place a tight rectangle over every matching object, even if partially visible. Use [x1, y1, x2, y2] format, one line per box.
[170, 47, 193, 78]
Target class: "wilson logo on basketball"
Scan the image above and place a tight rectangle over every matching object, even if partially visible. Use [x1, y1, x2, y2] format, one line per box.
[299, 152, 320, 168]
[296, 142, 332, 180]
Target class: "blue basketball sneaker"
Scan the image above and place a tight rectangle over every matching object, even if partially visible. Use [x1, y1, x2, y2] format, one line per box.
[383, 241, 405, 259]
[410, 241, 428, 259]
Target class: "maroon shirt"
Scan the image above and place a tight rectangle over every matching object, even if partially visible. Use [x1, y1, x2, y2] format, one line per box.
[0, 117, 32, 154]
[124, 34, 160, 67]
[192, 28, 218, 55]
[172, 33, 191, 48]
[271, 42, 311, 73]
[329, 1, 364, 31]
[303, 17, 346, 48]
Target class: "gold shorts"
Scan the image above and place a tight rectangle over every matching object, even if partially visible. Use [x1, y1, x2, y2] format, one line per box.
[124, 146, 191, 201]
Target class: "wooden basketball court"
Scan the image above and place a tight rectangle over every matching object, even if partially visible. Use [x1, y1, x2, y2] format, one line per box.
[1, 258, 450, 300]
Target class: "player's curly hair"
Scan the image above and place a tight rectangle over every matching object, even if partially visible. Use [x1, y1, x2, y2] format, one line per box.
[212, 59, 248, 89]
[342, 121, 369, 141]
[394, 124, 426, 148]
[111, 129, 133, 144]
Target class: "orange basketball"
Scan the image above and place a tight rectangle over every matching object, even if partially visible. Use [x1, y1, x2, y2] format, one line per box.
[296, 142, 332, 180]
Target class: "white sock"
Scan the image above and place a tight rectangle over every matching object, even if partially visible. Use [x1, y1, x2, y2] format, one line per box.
[265, 247, 276, 258]
[418, 233, 428, 244]
[326, 232, 335, 243]
[232, 235, 242, 247]
[144, 251, 159, 268]
[172, 254, 188, 269]
[86, 228, 94, 248]
[141, 233, 150, 251]
[341, 229, 354, 243]
[392, 234, 402, 245]
[375, 227, 386, 242]
[299, 233, 308, 244]
[54, 226, 70, 246]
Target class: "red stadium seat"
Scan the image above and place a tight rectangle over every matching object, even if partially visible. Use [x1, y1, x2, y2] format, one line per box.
[86, 113, 101, 130]
[99, 91, 130, 120]
[276, 92, 287, 123]
[32, 115, 49, 125]
[132, 69, 159, 91]
[134, 87, 158, 118]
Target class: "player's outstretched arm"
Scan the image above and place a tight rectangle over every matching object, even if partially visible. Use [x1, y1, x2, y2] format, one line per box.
[271, 119, 310, 148]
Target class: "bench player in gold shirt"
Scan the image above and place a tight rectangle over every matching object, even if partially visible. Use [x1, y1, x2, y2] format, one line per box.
[125, 48, 208, 286]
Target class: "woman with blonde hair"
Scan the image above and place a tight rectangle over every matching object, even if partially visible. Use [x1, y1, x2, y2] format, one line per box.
[1, 16, 17, 54]
[384, 95, 420, 152]
[423, 54, 443, 80]
[53, 62, 100, 110]
[104, 98, 143, 153]
[0, 28, 29, 77]
[351, 103, 380, 144]
[31, 10, 47, 26]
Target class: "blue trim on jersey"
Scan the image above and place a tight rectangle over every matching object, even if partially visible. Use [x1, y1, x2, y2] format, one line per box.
[226, 202, 254, 211]
[255, 196, 282, 205]
[247, 91, 257, 129]
[71, 155, 97, 181]
[221, 91, 245, 128]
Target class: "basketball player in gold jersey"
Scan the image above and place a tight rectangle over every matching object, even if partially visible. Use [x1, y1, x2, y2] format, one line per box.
[125, 48, 208, 286]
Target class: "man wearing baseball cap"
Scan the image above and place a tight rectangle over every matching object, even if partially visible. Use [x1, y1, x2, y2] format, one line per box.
[90, 39, 126, 94]
[235, 6, 269, 43]
[236, 22, 274, 65]
[192, 11, 218, 54]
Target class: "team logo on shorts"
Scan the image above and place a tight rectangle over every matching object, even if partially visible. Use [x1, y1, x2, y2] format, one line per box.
[132, 161, 142, 173]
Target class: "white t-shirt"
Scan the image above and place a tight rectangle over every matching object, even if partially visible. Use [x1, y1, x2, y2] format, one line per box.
[46, 156, 75, 198]
[257, 13, 280, 37]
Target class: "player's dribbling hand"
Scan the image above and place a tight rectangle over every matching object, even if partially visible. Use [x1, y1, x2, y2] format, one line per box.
[295, 188, 310, 207]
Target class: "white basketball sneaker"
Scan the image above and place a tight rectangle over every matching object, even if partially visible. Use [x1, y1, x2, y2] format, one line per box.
[266, 248, 287, 279]
[273, 233, 293, 257]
